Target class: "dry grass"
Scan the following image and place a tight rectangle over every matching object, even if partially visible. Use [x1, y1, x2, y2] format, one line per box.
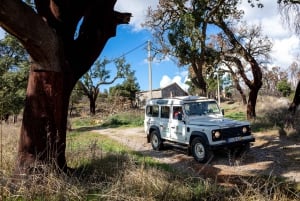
[255, 96, 300, 138]
[1, 96, 300, 200]
[222, 96, 300, 136]
[0, 122, 19, 175]
[0, 126, 225, 200]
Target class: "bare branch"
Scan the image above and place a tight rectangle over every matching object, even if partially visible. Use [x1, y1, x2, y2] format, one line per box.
[72, 1, 131, 79]
[223, 55, 252, 88]
[279, 0, 300, 35]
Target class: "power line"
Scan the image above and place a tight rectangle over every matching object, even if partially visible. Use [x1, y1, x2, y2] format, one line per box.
[109, 41, 148, 62]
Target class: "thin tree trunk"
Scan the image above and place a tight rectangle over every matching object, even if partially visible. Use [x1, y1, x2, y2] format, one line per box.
[289, 80, 300, 114]
[247, 88, 259, 119]
[13, 115, 17, 123]
[237, 85, 247, 105]
[231, 72, 247, 105]
[69, 101, 74, 117]
[89, 97, 96, 115]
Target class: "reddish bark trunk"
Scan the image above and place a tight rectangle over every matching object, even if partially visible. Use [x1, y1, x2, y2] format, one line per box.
[16, 70, 73, 174]
[247, 88, 259, 119]
[89, 97, 96, 115]
[289, 81, 300, 114]
[192, 61, 207, 95]
[1, 0, 131, 175]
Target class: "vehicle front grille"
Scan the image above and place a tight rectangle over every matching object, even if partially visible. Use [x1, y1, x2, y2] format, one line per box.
[221, 126, 251, 138]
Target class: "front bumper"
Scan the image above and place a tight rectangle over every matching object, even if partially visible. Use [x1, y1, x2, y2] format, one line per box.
[210, 137, 255, 150]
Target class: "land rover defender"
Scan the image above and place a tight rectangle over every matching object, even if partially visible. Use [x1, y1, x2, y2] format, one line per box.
[144, 96, 255, 163]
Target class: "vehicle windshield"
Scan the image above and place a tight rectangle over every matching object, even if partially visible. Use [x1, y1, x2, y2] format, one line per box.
[183, 101, 220, 116]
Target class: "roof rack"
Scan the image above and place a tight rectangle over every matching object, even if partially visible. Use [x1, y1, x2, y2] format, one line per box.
[172, 96, 208, 101]
[146, 96, 211, 105]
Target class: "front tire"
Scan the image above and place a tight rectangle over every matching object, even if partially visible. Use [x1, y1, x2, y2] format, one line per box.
[150, 130, 163, 150]
[191, 137, 210, 163]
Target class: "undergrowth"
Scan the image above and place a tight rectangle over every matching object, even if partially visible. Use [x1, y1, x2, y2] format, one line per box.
[1, 126, 299, 200]
[222, 96, 300, 136]
[1, 97, 300, 200]
[71, 110, 144, 130]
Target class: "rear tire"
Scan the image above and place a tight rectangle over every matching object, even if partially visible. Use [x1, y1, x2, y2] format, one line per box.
[191, 137, 210, 163]
[150, 130, 163, 150]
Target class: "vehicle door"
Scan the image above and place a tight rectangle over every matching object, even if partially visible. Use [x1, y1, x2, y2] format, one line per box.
[170, 106, 186, 142]
[159, 105, 171, 138]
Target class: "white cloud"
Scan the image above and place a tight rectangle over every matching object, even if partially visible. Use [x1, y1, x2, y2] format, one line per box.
[160, 75, 189, 91]
[160, 75, 172, 87]
[115, 0, 159, 31]
[177, 70, 189, 79]
[138, 0, 300, 87]
[240, 0, 300, 68]
[272, 36, 300, 68]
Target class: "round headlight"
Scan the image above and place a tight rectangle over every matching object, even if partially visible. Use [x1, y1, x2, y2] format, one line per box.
[214, 131, 221, 138]
[242, 127, 248, 133]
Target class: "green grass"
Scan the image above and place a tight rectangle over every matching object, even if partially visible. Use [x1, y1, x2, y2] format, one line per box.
[67, 130, 174, 172]
[71, 117, 96, 128]
[70, 110, 144, 130]
[221, 102, 247, 121]
[100, 111, 144, 128]
[224, 111, 247, 121]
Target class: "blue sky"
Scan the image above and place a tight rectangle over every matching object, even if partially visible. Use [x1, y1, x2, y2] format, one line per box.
[100, 26, 189, 91]
[111, 0, 300, 91]
[0, 0, 188, 92]
[1, 0, 299, 92]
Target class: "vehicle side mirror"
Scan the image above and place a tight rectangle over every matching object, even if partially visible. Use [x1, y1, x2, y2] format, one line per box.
[177, 113, 183, 121]
[221, 109, 224, 115]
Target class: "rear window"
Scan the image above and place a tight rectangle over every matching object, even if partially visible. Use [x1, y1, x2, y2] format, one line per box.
[146, 105, 159, 117]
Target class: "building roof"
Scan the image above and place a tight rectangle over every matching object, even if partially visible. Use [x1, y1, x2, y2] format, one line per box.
[137, 82, 188, 94]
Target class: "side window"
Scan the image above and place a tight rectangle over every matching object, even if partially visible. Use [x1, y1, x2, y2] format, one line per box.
[146, 105, 159, 117]
[173, 106, 183, 119]
[161, 106, 170, 119]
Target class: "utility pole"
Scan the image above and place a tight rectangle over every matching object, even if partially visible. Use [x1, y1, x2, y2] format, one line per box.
[148, 40, 152, 99]
[217, 71, 221, 106]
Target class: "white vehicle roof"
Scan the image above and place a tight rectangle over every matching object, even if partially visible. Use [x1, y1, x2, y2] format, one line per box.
[146, 96, 216, 105]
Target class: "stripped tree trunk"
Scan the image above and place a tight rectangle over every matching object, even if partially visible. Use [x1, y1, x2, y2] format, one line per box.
[289, 81, 300, 114]
[0, 0, 131, 174]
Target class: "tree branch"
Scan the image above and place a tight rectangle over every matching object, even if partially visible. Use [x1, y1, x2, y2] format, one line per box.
[35, 0, 88, 40]
[223, 55, 252, 88]
[218, 18, 262, 86]
[72, 1, 131, 79]
[77, 80, 92, 99]
[0, 0, 62, 72]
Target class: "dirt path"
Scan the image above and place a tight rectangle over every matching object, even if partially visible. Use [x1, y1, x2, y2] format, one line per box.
[94, 127, 300, 183]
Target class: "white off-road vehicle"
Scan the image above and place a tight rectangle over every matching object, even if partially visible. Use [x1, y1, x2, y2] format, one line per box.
[144, 96, 255, 163]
